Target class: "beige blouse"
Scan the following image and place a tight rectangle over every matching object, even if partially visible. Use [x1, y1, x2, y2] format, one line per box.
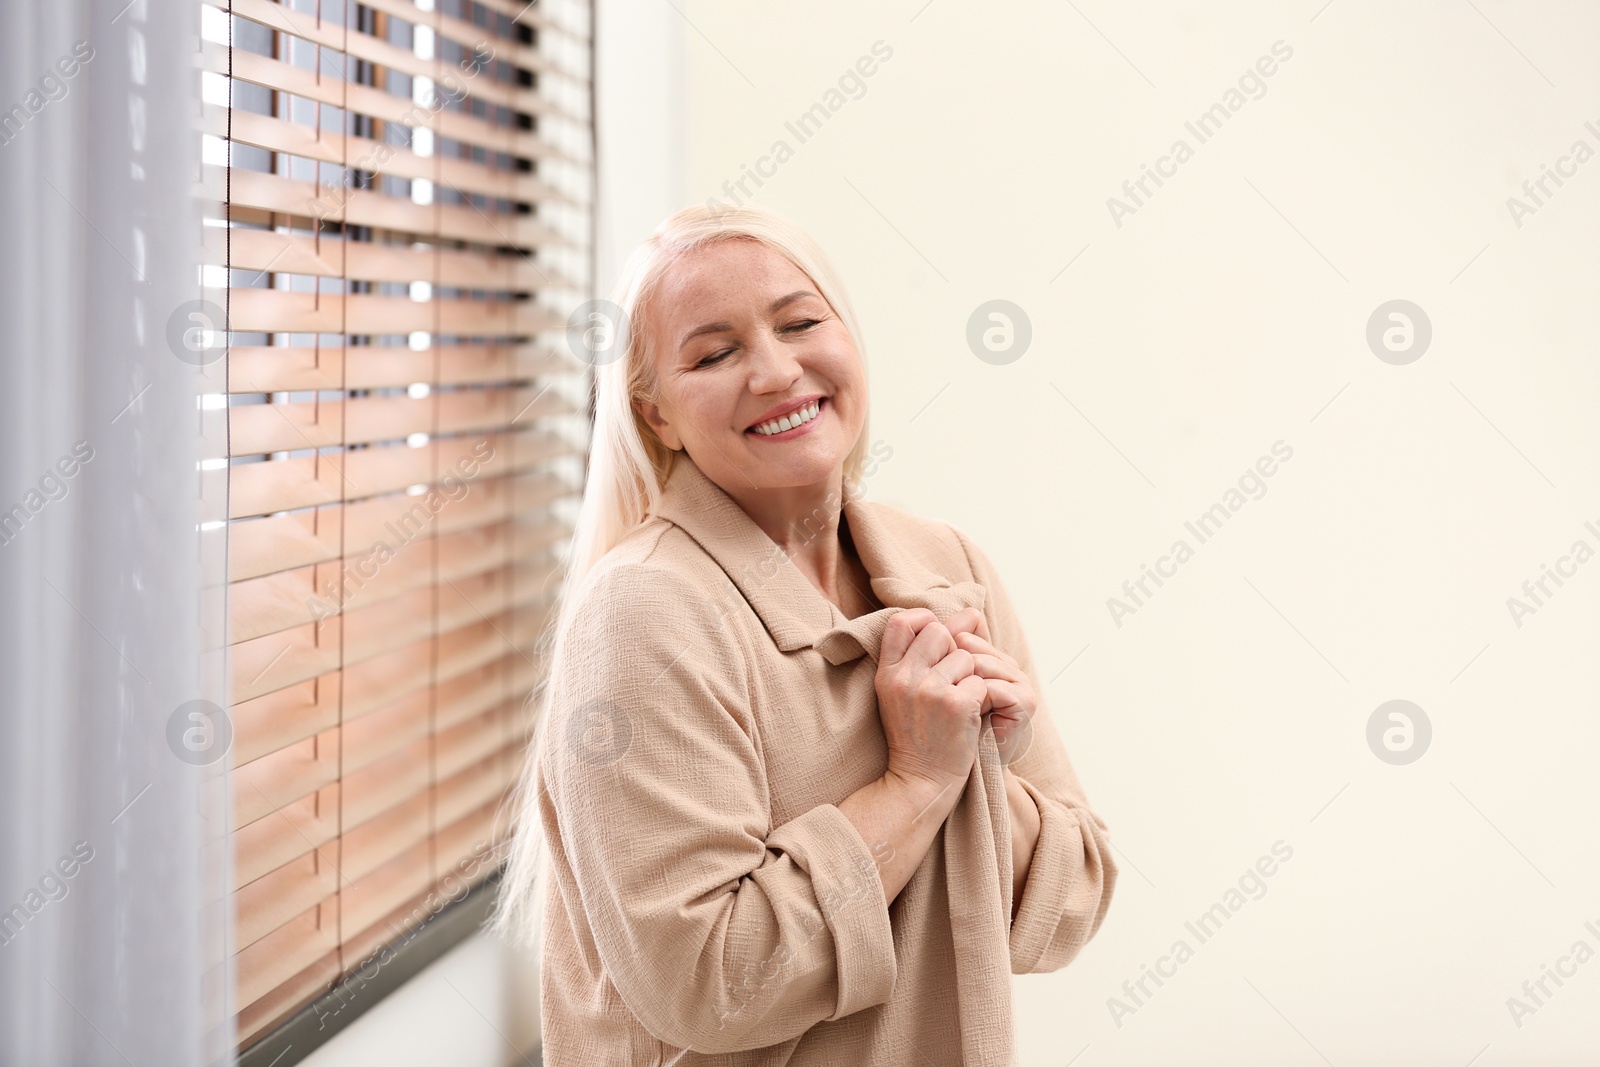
[535, 455, 1117, 1065]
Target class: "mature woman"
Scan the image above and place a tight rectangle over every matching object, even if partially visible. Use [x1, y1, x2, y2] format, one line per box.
[495, 204, 1117, 1065]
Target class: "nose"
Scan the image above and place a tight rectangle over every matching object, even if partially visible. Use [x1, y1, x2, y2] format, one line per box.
[745, 327, 803, 394]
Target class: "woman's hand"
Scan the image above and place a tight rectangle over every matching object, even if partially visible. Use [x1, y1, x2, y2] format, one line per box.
[945, 608, 1037, 767]
[874, 608, 990, 792]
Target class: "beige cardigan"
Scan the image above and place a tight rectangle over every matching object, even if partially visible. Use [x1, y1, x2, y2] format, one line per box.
[535, 455, 1117, 1065]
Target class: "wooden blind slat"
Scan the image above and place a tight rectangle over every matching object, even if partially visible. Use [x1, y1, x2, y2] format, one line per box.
[222, 167, 573, 248]
[232, 783, 340, 887]
[202, 44, 581, 139]
[438, 748, 518, 831]
[340, 691, 433, 779]
[217, 0, 588, 1044]
[230, 522, 542, 643]
[224, 288, 565, 338]
[233, 733, 341, 831]
[341, 791, 433, 885]
[435, 708, 514, 784]
[228, 508, 343, 585]
[226, 343, 580, 397]
[227, 472, 575, 583]
[218, 228, 569, 290]
[236, 851, 340, 951]
[470, 0, 590, 41]
[227, 0, 575, 110]
[226, 0, 465, 98]
[227, 651, 541, 837]
[227, 435, 564, 520]
[215, 106, 577, 193]
[356, 0, 555, 77]
[335, 841, 433, 952]
[232, 675, 342, 768]
[231, 593, 550, 713]
[440, 802, 508, 886]
[437, 662, 518, 734]
[234, 740, 523, 944]
[334, 795, 508, 965]
[236, 903, 339, 1014]
[235, 950, 342, 1046]
[228, 390, 541, 456]
[231, 458, 571, 534]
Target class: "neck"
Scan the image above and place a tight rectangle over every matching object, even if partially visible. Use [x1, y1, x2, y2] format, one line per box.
[725, 469, 852, 601]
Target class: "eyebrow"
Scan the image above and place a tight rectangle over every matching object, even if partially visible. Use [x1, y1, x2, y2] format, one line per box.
[676, 290, 818, 351]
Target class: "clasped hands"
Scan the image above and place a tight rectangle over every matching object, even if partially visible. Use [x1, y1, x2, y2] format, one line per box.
[872, 605, 1036, 790]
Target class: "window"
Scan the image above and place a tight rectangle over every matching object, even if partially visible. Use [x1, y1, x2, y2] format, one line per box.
[198, 0, 591, 1051]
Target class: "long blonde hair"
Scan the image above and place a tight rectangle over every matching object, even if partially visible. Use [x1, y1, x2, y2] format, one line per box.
[491, 203, 874, 946]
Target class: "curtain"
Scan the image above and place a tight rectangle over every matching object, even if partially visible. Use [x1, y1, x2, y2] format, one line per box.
[0, 1, 231, 1065]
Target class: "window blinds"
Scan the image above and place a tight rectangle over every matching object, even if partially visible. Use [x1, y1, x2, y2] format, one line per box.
[198, 0, 590, 1047]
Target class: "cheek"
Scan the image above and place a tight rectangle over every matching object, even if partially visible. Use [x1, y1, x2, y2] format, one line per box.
[819, 344, 865, 409]
[666, 382, 737, 438]
[821, 328, 864, 383]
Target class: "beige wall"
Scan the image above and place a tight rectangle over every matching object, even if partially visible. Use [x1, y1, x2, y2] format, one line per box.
[673, 1, 1600, 1063]
[328, 4, 1597, 1063]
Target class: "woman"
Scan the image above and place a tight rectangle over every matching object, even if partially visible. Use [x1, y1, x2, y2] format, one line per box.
[495, 204, 1117, 1065]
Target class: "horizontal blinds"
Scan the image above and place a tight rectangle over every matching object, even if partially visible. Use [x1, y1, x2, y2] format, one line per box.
[202, 0, 591, 1048]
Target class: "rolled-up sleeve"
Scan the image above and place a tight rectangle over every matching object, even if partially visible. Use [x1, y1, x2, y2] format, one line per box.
[540, 561, 898, 1055]
[951, 527, 1119, 975]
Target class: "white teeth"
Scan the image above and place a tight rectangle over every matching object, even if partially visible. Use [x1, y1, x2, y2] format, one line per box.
[753, 400, 821, 436]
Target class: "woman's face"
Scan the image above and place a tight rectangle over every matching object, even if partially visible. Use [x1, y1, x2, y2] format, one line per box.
[636, 238, 866, 496]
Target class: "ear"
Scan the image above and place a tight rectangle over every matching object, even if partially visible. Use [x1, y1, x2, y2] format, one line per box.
[634, 396, 683, 452]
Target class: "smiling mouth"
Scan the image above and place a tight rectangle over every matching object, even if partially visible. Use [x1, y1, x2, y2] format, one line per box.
[747, 397, 826, 438]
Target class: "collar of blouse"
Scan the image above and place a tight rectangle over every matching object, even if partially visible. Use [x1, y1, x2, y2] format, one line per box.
[653, 455, 988, 668]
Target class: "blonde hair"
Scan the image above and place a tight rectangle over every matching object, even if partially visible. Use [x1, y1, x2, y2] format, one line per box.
[491, 202, 873, 946]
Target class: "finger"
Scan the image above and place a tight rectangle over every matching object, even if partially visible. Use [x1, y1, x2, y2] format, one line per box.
[983, 678, 1029, 715]
[951, 630, 1004, 660]
[954, 673, 991, 714]
[879, 609, 936, 665]
[952, 633, 1022, 677]
[902, 618, 955, 673]
[991, 714, 1032, 763]
[964, 650, 1024, 685]
[931, 647, 975, 686]
[943, 606, 990, 644]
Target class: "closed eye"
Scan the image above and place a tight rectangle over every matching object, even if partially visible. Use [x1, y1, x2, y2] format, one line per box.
[695, 319, 819, 367]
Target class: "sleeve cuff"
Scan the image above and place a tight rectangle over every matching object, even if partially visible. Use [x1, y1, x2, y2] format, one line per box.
[766, 803, 899, 1019]
[1008, 778, 1082, 973]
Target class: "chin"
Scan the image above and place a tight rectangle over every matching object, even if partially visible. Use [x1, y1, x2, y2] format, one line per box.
[745, 449, 845, 488]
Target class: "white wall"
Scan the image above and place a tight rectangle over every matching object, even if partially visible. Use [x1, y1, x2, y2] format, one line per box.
[298, 933, 539, 1067]
[674, 1, 1600, 1064]
[594, 0, 687, 292]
